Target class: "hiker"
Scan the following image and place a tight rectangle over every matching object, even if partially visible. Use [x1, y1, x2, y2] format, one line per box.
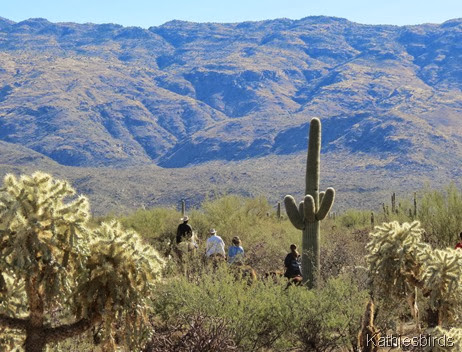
[455, 232, 462, 250]
[176, 216, 192, 244]
[205, 229, 226, 259]
[284, 244, 302, 280]
[228, 236, 245, 265]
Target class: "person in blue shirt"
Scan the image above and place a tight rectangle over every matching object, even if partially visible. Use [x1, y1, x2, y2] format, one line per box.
[228, 236, 245, 265]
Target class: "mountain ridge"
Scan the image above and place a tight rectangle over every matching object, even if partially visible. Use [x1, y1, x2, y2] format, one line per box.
[0, 15, 461, 213]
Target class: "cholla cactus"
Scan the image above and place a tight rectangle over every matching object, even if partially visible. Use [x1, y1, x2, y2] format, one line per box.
[0, 172, 165, 352]
[366, 220, 462, 329]
[418, 248, 462, 324]
[424, 327, 462, 352]
[75, 220, 165, 351]
[366, 221, 428, 298]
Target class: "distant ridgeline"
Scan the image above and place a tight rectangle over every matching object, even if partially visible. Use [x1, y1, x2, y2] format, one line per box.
[0, 16, 461, 169]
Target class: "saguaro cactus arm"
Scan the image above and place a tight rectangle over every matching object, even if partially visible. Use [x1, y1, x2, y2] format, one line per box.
[284, 195, 304, 230]
[303, 195, 316, 222]
[316, 187, 335, 220]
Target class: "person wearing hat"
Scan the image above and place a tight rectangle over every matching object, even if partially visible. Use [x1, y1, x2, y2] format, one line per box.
[176, 215, 193, 244]
[205, 229, 226, 258]
[228, 236, 245, 265]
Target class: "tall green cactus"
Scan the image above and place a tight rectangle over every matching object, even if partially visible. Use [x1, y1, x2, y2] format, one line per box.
[284, 117, 335, 288]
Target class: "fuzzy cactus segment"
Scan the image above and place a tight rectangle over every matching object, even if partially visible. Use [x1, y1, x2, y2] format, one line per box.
[366, 220, 462, 327]
[424, 327, 462, 351]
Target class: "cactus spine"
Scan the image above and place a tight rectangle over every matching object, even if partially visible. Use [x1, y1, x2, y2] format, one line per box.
[284, 118, 335, 288]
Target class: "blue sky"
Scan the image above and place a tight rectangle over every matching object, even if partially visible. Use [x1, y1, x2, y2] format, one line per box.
[2, 0, 462, 28]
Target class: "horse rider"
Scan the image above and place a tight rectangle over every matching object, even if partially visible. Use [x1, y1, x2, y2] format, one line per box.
[176, 215, 193, 244]
[284, 244, 303, 285]
[228, 236, 245, 265]
[205, 229, 226, 259]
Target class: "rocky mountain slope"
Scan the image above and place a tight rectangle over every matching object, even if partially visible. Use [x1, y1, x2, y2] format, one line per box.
[1, 16, 461, 167]
[0, 16, 461, 213]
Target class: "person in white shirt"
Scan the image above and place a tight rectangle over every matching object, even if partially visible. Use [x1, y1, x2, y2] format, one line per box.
[205, 228, 226, 258]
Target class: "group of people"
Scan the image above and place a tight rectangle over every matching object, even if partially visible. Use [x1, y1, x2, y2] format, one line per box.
[176, 216, 245, 264]
[176, 216, 462, 284]
[176, 216, 302, 280]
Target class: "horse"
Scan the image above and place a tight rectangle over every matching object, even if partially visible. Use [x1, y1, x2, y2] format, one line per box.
[286, 275, 303, 288]
[229, 263, 257, 286]
[174, 231, 199, 261]
[264, 270, 303, 289]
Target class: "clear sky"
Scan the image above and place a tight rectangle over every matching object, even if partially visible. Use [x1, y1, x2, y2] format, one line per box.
[2, 0, 462, 28]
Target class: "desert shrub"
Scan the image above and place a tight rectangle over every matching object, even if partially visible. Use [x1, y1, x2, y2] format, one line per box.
[144, 314, 237, 352]
[152, 264, 298, 351]
[118, 207, 180, 240]
[117, 207, 181, 259]
[189, 195, 274, 240]
[319, 227, 369, 284]
[296, 277, 368, 352]
[338, 209, 371, 229]
[418, 184, 462, 247]
[152, 264, 368, 352]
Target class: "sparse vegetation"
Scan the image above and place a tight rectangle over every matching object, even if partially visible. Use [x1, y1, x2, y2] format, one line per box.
[1, 170, 461, 351]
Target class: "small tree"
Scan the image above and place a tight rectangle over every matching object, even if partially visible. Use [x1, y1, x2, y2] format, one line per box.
[0, 172, 165, 352]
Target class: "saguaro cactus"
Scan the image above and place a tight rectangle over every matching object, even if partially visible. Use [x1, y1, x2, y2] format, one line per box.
[284, 118, 335, 288]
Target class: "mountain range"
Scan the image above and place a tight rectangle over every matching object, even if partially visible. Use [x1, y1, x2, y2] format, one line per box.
[0, 16, 461, 214]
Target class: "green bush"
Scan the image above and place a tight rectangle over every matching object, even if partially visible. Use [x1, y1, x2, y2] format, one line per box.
[418, 184, 462, 247]
[338, 209, 371, 229]
[152, 264, 368, 352]
[296, 276, 368, 352]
